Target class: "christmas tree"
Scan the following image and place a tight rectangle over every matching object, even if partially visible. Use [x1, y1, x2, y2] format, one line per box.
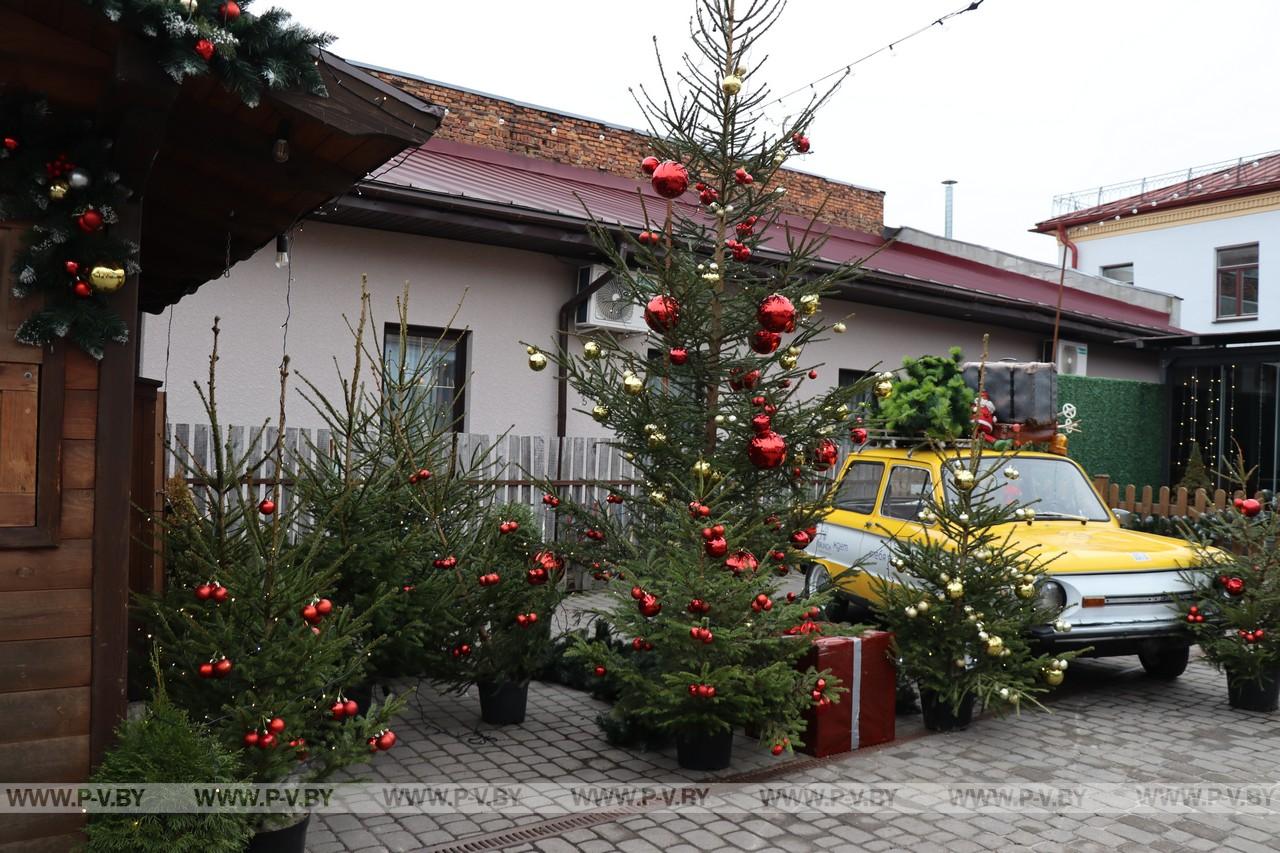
[876, 348, 973, 440]
[138, 319, 402, 783]
[528, 0, 873, 766]
[872, 434, 1082, 730]
[1182, 455, 1280, 710]
[1176, 442, 1214, 493]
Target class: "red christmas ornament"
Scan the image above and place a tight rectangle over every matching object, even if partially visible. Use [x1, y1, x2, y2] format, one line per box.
[644, 295, 680, 333]
[688, 598, 710, 614]
[417, 468, 432, 482]
[302, 604, 320, 623]
[315, 598, 333, 616]
[638, 230, 661, 246]
[194, 39, 215, 62]
[698, 187, 719, 206]
[72, 281, 92, 299]
[606, 493, 624, 504]
[1241, 498, 1262, 517]
[1, 137, 17, 151]
[669, 346, 689, 365]
[212, 584, 228, 604]
[594, 665, 607, 677]
[478, 572, 501, 587]
[267, 717, 286, 734]
[704, 536, 728, 558]
[1225, 576, 1246, 596]
[259, 733, 278, 750]
[631, 585, 645, 600]
[376, 731, 398, 751]
[851, 427, 868, 445]
[542, 493, 560, 507]
[534, 550, 564, 572]
[526, 568, 548, 585]
[344, 699, 359, 717]
[786, 591, 797, 602]
[330, 701, 347, 720]
[750, 330, 781, 354]
[640, 156, 660, 175]
[77, 209, 103, 233]
[195, 583, 213, 601]
[771, 744, 784, 756]
[243, 731, 260, 748]
[757, 294, 796, 333]
[213, 658, 233, 677]
[790, 529, 812, 548]
[64, 260, 79, 275]
[198, 662, 215, 679]
[639, 594, 662, 617]
[808, 370, 819, 380]
[724, 550, 758, 575]
[791, 132, 811, 153]
[751, 413, 772, 434]
[433, 556, 457, 569]
[258, 498, 276, 516]
[728, 368, 762, 391]
[650, 161, 690, 198]
[734, 167, 754, 185]
[747, 431, 787, 469]
[219, 1, 241, 21]
[812, 439, 839, 472]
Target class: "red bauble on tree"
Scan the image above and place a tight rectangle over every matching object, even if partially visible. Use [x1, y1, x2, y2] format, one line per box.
[72, 281, 92, 299]
[750, 330, 781, 354]
[791, 132, 811, 153]
[757, 294, 796, 333]
[258, 498, 276, 516]
[669, 346, 689, 365]
[650, 161, 689, 198]
[644, 295, 680, 333]
[219, 1, 241, 21]
[640, 156, 660, 175]
[76, 209, 103, 233]
[811, 439, 839, 471]
[747, 431, 787, 469]
[194, 39, 215, 62]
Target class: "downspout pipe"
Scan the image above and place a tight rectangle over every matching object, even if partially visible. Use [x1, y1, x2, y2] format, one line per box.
[1056, 223, 1079, 270]
[555, 258, 621, 439]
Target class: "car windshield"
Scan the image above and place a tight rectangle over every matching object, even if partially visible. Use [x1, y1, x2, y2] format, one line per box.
[945, 457, 1112, 521]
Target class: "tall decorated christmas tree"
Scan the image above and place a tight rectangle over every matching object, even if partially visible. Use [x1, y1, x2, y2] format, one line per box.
[529, 0, 874, 769]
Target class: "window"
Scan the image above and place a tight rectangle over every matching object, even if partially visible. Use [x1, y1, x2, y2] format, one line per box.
[880, 465, 933, 521]
[838, 368, 875, 410]
[833, 461, 884, 514]
[383, 324, 467, 431]
[1216, 244, 1259, 320]
[1100, 263, 1134, 284]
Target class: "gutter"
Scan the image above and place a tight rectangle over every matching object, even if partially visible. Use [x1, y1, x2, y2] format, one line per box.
[1056, 224, 1079, 270]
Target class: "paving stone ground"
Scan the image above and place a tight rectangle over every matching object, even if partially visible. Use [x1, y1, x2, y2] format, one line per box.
[307, 590, 1280, 852]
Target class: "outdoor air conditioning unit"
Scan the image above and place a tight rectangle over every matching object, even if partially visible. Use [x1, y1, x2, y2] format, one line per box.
[1050, 339, 1088, 376]
[574, 265, 647, 334]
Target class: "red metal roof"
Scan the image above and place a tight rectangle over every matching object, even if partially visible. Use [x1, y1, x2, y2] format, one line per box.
[371, 139, 1178, 334]
[1034, 151, 1280, 233]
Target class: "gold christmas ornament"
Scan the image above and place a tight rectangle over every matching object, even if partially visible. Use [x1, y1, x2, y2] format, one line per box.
[799, 294, 820, 316]
[649, 490, 668, 505]
[985, 636, 1004, 656]
[720, 74, 743, 95]
[622, 372, 644, 396]
[833, 321, 847, 334]
[592, 404, 610, 423]
[916, 599, 930, 613]
[1043, 668, 1064, 686]
[643, 423, 658, 434]
[904, 606, 918, 618]
[1004, 466, 1020, 480]
[89, 264, 126, 293]
[946, 580, 964, 600]
[1017, 583, 1036, 599]
[646, 432, 667, 449]
[874, 379, 893, 399]
[780, 353, 798, 369]
[692, 460, 712, 478]
[953, 469, 975, 491]
[582, 341, 602, 360]
[527, 350, 548, 371]
[48, 181, 69, 200]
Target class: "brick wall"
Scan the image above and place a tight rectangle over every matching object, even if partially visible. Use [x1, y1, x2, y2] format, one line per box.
[374, 71, 884, 234]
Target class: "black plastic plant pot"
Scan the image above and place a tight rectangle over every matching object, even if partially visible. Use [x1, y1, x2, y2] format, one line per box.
[247, 812, 309, 853]
[1227, 667, 1280, 712]
[479, 681, 530, 725]
[919, 688, 976, 732]
[675, 729, 733, 771]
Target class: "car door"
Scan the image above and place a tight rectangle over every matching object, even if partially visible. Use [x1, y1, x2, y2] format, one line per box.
[873, 463, 937, 584]
[813, 459, 886, 595]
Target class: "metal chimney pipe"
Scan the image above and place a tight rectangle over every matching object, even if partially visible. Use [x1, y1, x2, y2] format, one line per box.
[942, 180, 957, 239]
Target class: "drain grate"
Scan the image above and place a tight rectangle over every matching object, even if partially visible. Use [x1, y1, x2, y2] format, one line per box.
[419, 809, 641, 852]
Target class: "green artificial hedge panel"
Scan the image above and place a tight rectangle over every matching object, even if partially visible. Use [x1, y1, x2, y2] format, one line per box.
[1058, 374, 1167, 490]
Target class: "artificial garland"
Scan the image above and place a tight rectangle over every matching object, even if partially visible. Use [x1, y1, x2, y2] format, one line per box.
[87, 0, 333, 108]
[0, 98, 137, 359]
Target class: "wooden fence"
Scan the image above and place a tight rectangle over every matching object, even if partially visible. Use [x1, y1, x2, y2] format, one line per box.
[165, 423, 642, 543]
[1092, 475, 1259, 519]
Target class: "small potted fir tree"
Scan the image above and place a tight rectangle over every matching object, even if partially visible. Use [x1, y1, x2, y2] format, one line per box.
[1182, 459, 1280, 712]
[873, 445, 1081, 731]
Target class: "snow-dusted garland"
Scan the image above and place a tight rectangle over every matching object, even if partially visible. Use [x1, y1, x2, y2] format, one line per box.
[88, 0, 333, 108]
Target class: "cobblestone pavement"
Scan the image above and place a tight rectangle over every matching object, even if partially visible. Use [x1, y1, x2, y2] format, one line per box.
[308, 592, 1280, 853]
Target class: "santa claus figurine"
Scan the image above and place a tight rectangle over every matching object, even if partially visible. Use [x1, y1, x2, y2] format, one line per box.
[971, 391, 997, 443]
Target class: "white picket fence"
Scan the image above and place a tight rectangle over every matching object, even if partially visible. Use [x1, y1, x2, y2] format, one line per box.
[164, 423, 642, 544]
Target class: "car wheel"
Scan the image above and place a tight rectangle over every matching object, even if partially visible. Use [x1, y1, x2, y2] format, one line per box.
[802, 563, 849, 623]
[1139, 645, 1189, 680]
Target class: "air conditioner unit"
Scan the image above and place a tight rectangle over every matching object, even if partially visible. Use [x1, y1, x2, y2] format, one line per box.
[1051, 339, 1088, 376]
[574, 265, 647, 334]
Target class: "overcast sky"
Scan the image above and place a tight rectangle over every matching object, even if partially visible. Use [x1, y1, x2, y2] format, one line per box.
[272, 0, 1280, 264]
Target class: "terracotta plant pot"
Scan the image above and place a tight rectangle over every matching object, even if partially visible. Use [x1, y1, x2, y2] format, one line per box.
[919, 688, 975, 732]
[478, 681, 530, 725]
[1227, 667, 1280, 712]
[675, 729, 733, 771]
[247, 813, 309, 853]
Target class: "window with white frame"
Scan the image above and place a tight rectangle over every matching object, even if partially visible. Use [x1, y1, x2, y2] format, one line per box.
[1216, 244, 1259, 320]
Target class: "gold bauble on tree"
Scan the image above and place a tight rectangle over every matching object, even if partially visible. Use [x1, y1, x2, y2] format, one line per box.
[874, 379, 893, 399]
[720, 74, 742, 95]
[692, 460, 712, 478]
[799, 294, 820, 316]
[592, 404, 610, 423]
[622, 371, 644, 396]
[833, 321, 847, 334]
[946, 580, 964, 600]
[1017, 583, 1036, 599]
[582, 341, 602, 361]
[1043, 668, 1064, 686]
[89, 264, 126, 293]
[780, 353, 798, 369]
[48, 181, 69, 200]
[527, 346, 548, 371]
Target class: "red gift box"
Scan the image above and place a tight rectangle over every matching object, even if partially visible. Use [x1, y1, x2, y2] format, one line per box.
[798, 631, 896, 757]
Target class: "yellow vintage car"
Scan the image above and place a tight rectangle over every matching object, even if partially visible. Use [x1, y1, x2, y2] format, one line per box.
[803, 445, 1204, 678]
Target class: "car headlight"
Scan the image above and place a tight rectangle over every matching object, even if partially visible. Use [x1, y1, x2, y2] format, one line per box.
[1036, 580, 1066, 613]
